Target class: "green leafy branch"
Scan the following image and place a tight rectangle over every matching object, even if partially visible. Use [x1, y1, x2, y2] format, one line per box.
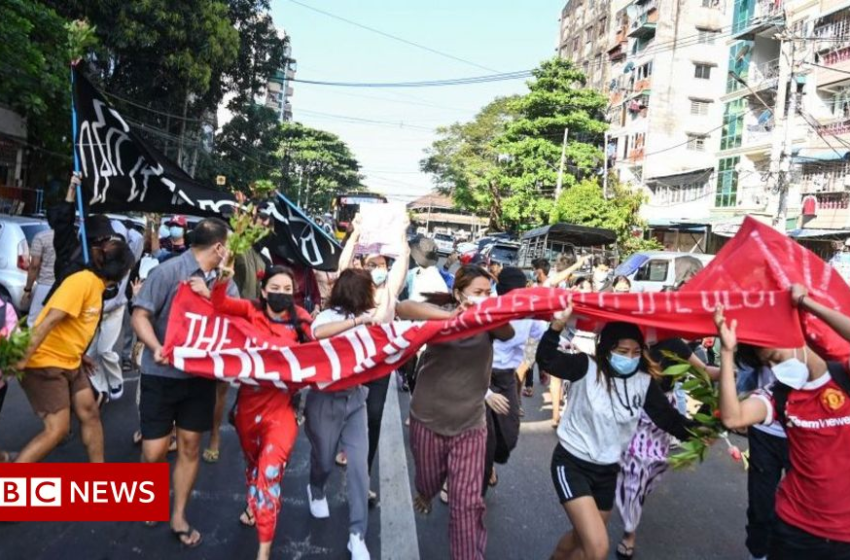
[660, 353, 726, 470]
[0, 318, 32, 382]
[225, 180, 275, 270]
[66, 19, 98, 63]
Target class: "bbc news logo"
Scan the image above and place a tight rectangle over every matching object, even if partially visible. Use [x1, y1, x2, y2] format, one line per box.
[0, 463, 169, 521]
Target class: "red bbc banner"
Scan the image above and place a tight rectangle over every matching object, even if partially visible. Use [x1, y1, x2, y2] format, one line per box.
[0, 463, 169, 522]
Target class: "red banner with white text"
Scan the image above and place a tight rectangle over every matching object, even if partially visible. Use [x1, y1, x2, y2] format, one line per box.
[163, 285, 804, 390]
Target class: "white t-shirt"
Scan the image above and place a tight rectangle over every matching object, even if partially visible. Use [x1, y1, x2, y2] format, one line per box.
[558, 359, 652, 465]
[408, 266, 448, 302]
[750, 366, 788, 439]
[313, 307, 356, 330]
[493, 319, 548, 370]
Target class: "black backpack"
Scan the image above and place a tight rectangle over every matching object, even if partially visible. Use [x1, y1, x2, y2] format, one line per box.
[773, 361, 850, 427]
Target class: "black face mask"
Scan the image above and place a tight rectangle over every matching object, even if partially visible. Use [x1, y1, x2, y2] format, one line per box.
[266, 292, 293, 314]
[103, 284, 119, 301]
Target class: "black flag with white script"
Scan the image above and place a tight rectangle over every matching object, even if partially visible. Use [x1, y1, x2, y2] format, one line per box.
[72, 66, 342, 270]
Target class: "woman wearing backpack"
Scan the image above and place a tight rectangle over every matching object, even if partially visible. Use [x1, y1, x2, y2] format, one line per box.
[714, 285, 850, 559]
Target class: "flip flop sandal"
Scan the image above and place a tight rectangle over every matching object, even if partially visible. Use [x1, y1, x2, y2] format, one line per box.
[488, 471, 498, 487]
[202, 448, 220, 463]
[335, 452, 347, 467]
[132, 431, 143, 445]
[616, 541, 635, 560]
[168, 435, 178, 453]
[0, 451, 18, 463]
[439, 483, 449, 504]
[172, 526, 203, 548]
[239, 506, 256, 527]
[522, 387, 534, 397]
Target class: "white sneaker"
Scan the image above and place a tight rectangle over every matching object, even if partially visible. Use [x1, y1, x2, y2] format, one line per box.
[109, 384, 124, 401]
[307, 484, 329, 519]
[348, 533, 370, 560]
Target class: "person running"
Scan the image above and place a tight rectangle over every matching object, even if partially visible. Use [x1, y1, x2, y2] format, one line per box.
[22, 225, 56, 327]
[535, 313, 695, 560]
[0, 298, 20, 462]
[614, 336, 719, 559]
[132, 218, 236, 548]
[547, 276, 595, 428]
[15, 240, 135, 463]
[714, 286, 850, 559]
[305, 269, 382, 560]
[188, 265, 311, 560]
[484, 267, 547, 492]
[396, 265, 514, 560]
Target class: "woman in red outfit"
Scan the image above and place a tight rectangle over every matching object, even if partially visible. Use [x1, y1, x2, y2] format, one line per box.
[189, 266, 311, 560]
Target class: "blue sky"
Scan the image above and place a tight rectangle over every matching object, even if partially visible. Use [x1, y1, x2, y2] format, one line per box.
[270, 0, 564, 204]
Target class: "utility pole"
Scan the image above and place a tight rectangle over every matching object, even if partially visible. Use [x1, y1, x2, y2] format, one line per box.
[768, 31, 796, 230]
[603, 131, 610, 198]
[554, 127, 569, 200]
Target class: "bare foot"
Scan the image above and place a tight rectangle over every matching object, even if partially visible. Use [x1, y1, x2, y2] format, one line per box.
[413, 494, 432, 514]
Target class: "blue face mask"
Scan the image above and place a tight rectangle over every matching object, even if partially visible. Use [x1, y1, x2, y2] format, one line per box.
[371, 268, 388, 286]
[158, 225, 171, 238]
[609, 353, 640, 377]
[169, 226, 185, 240]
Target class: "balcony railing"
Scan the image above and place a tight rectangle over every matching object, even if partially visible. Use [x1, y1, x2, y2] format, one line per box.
[813, 16, 850, 52]
[733, 0, 783, 37]
[818, 117, 850, 136]
[749, 59, 781, 87]
[627, 147, 645, 162]
[802, 162, 850, 194]
[821, 45, 850, 67]
[746, 122, 774, 145]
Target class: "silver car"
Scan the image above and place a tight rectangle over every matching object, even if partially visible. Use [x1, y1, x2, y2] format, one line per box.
[0, 216, 49, 310]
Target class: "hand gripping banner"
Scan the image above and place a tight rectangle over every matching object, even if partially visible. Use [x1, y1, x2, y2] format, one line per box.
[163, 284, 803, 390]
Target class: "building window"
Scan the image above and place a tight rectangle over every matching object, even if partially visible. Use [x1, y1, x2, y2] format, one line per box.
[702, 0, 721, 7]
[599, 17, 608, 36]
[595, 54, 602, 73]
[586, 27, 593, 43]
[697, 29, 718, 44]
[694, 64, 712, 79]
[716, 156, 740, 208]
[573, 38, 579, 53]
[690, 99, 711, 115]
[687, 134, 707, 151]
[637, 61, 653, 80]
[721, 98, 746, 150]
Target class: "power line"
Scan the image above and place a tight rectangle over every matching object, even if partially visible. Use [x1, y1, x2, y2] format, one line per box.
[287, 0, 500, 73]
[297, 109, 437, 131]
[291, 70, 532, 88]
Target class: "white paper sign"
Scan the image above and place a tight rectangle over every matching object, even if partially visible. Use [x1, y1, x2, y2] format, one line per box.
[356, 203, 407, 259]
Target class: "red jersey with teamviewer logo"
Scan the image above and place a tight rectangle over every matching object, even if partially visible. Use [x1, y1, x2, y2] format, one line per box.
[761, 371, 850, 542]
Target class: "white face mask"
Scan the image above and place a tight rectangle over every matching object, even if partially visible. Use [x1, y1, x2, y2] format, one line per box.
[466, 295, 488, 305]
[772, 347, 810, 390]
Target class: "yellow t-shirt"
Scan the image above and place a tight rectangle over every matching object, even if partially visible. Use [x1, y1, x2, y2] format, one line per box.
[28, 270, 105, 370]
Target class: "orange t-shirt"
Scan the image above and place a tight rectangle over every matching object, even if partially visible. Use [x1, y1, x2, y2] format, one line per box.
[28, 270, 104, 370]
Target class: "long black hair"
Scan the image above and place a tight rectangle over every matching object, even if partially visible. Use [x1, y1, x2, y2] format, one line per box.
[256, 265, 309, 343]
[595, 322, 660, 390]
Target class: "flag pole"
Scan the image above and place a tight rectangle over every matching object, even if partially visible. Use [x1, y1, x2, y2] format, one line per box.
[71, 63, 90, 264]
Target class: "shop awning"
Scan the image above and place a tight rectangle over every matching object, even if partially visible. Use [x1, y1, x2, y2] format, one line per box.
[792, 147, 850, 163]
[787, 228, 850, 239]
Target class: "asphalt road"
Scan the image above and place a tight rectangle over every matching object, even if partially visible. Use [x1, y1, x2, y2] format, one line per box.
[0, 369, 750, 560]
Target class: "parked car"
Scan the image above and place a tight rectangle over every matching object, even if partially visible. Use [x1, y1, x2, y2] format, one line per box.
[615, 251, 714, 292]
[431, 232, 455, 255]
[483, 241, 521, 266]
[0, 216, 49, 310]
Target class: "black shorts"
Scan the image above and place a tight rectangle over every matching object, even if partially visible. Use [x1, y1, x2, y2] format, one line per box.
[551, 444, 620, 511]
[139, 375, 217, 439]
[770, 517, 850, 560]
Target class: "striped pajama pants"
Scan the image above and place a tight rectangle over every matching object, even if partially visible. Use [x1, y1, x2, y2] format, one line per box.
[409, 418, 487, 560]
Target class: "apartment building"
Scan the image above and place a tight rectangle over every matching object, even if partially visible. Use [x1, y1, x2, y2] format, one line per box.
[558, 0, 733, 235]
[265, 30, 297, 122]
[712, 0, 850, 244]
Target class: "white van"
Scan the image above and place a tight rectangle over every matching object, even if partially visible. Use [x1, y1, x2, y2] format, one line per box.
[615, 251, 714, 292]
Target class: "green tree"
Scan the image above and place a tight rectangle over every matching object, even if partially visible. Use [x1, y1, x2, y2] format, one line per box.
[421, 96, 518, 231]
[0, 1, 75, 186]
[205, 0, 291, 190]
[494, 57, 608, 229]
[45, 0, 239, 168]
[276, 122, 363, 213]
[552, 178, 662, 257]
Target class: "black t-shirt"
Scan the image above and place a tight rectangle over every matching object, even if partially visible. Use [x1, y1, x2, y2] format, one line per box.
[649, 338, 694, 392]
